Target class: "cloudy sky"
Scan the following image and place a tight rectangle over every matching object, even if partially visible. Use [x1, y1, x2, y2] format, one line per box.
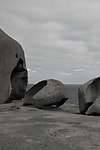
[1, 0, 100, 84]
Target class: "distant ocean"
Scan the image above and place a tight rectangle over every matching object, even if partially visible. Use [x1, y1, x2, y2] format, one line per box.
[27, 84, 81, 105]
[65, 84, 81, 104]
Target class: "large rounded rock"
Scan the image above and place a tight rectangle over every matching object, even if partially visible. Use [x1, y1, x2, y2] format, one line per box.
[78, 77, 100, 115]
[23, 79, 68, 108]
[0, 29, 28, 104]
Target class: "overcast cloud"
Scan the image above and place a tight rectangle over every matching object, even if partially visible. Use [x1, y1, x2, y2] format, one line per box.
[1, 0, 100, 84]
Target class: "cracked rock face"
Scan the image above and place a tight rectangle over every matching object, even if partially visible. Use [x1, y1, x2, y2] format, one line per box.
[78, 77, 100, 115]
[23, 79, 68, 108]
[0, 29, 28, 104]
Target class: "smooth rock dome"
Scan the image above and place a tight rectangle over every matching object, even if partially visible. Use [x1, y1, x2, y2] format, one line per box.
[23, 79, 68, 108]
[78, 77, 100, 115]
[0, 29, 28, 103]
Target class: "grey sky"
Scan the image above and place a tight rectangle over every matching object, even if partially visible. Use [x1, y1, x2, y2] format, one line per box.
[1, 0, 100, 84]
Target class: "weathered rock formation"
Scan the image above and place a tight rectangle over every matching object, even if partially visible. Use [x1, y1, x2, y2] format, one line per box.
[86, 95, 100, 115]
[23, 79, 68, 108]
[78, 77, 100, 115]
[0, 29, 28, 104]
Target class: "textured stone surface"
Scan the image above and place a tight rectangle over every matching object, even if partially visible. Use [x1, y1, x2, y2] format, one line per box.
[23, 79, 68, 108]
[0, 29, 28, 103]
[86, 95, 100, 115]
[78, 77, 100, 115]
[0, 101, 100, 150]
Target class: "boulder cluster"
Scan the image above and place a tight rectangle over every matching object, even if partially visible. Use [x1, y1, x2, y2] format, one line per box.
[1, 29, 100, 115]
[0, 29, 68, 108]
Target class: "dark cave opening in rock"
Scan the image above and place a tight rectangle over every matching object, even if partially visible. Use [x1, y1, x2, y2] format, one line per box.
[6, 58, 28, 102]
[26, 80, 47, 96]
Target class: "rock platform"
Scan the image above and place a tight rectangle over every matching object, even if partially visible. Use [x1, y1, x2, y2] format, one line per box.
[0, 100, 100, 150]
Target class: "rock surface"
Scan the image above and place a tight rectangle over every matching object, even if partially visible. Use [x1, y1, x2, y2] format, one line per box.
[78, 77, 100, 115]
[23, 79, 68, 108]
[0, 29, 28, 103]
[86, 95, 100, 115]
[0, 101, 100, 150]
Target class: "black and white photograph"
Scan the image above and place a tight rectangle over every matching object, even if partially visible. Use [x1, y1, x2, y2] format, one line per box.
[0, 0, 100, 149]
